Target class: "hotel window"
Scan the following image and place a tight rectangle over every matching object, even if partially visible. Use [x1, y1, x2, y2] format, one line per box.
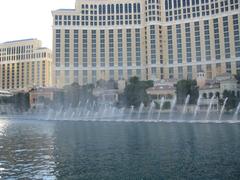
[178, 67, 183, 79]
[216, 63, 221, 75]
[31, 62, 35, 84]
[187, 66, 192, 79]
[135, 29, 141, 66]
[64, 30, 70, 67]
[127, 69, 132, 79]
[55, 30, 61, 67]
[83, 70, 88, 84]
[204, 20, 211, 61]
[176, 24, 182, 64]
[109, 30, 114, 67]
[197, 65, 202, 73]
[109, 70, 114, 80]
[74, 70, 78, 83]
[169, 67, 174, 79]
[223, 17, 231, 59]
[160, 67, 164, 79]
[11, 64, 15, 88]
[236, 61, 240, 75]
[92, 30, 97, 67]
[194, 22, 201, 62]
[42, 61, 46, 86]
[118, 30, 123, 67]
[136, 69, 141, 79]
[127, 29, 132, 66]
[206, 64, 212, 79]
[185, 23, 192, 63]
[151, 67, 157, 78]
[26, 62, 30, 85]
[226, 62, 231, 74]
[213, 18, 221, 60]
[92, 70, 97, 83]
[167, 26, 173, 64]
[100, 30, 105, 67]
[118, 69, 123, 80]
[233, 15, 240, 57]
[150, 25, 156, 65]
[74, 30, 79, 67]
[82, 30, 88, 67]
[37, 62, 40, 86]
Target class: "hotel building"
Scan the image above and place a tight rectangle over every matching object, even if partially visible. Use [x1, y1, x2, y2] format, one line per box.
[0, 39, 52, 91]
[52, 0, 240, 87]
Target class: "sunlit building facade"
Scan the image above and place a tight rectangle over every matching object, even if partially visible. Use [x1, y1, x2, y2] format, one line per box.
[0, 39, 52, 91]
[52, 0, 240, 87]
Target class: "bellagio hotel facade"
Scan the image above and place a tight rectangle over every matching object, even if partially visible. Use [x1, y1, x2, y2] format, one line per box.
[0, 39, 52, 91]
[52, 0, 240, 87]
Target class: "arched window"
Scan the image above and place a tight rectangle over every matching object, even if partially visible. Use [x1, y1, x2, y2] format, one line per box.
[203, 93, 207, 99]
[116, 4, 119, 13]
[209, 92, 213, 98]
[129, 3, 132, 13]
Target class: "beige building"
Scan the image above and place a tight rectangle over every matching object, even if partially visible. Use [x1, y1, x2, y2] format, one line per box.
[0, 39, 52, 91]
[52, 0, 240, 87]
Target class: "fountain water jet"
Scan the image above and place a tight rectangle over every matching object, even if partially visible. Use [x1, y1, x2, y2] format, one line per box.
[129, 105, 134, 118]
[169, 96, 177, 120]
[147, 101, 155, 120]
[193, 95, 202, 120]
[138, 102, 144, 119]
[181, 95, 190, 119]
[233, 102, 240, 120]
[205, 95, 216, 120]
[157, 97, 165, 120]
[219, 97, 228, 121]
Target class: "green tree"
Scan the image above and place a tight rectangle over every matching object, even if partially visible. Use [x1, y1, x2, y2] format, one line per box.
[123, 76, 153, 107]
[176, 80, 199, 105]
[222, 90, 238, 111]
[13, 92, 30, 112]
[64, 82, 81, 107]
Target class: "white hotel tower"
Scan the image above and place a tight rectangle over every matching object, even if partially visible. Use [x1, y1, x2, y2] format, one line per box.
[52, 0, 240, 87]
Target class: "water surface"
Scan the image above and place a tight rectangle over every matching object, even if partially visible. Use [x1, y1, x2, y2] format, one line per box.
[0, 119, 240, 179]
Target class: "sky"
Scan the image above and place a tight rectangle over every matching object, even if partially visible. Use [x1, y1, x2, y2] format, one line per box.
[0, 0, 76, 48]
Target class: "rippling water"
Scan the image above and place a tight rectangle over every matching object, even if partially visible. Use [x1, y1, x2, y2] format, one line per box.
[0, 119, 240, 179]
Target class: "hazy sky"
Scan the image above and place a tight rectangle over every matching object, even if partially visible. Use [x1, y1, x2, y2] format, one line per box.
[0, 0, 76, 48]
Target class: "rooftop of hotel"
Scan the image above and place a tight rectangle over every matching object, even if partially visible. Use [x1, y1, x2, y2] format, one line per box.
[1, 38, 38, 45]
[54, 9, 75, 12]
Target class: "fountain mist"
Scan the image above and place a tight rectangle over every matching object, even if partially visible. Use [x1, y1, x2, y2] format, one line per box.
[157, 97, 165, 120]
[205, 95, 215, 120]
[219, 97, 228, 121]
[233, 102, 240, 120]
[193, 95, 202, 120]
[181, 95, 190, 119]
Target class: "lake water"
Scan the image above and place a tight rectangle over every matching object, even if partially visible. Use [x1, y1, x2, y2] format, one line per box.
[0, 119, 240, 179]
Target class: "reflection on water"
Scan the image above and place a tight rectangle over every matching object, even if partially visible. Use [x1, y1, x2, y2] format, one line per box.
[0, 119, 240, 179]
[0, 120, 56, 179]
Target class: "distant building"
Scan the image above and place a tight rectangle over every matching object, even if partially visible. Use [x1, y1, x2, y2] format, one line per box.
[93, 88, 119, 105]
[52, 0, 240, 87]
[29, 87, 62, 109]
[199, 73, 240, 99]
[0, 39, 52, 91]
[146, 79, 176, 108]
[198, 73, 240, 111]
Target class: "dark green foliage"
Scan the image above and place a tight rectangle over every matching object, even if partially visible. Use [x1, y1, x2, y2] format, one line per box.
[123, 76, 153, 107]
[162, 101, 171, 110]
[63, 82, 95, 107]
[12, 92, 30, 112]
[234, 73, 240, 83]
[176, 80, 199, 105]
[96, 79, 118, 89]
[222, 90, 238, 111]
